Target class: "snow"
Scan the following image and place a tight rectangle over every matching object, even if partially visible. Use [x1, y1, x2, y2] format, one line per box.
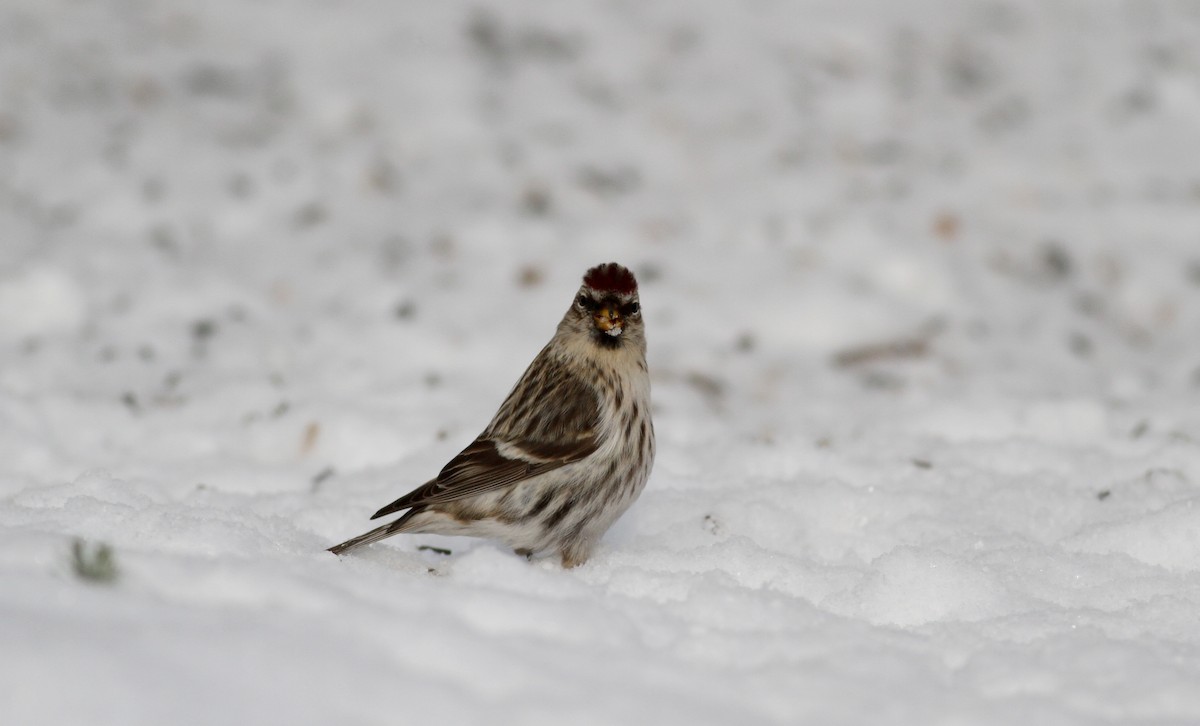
[3, 0, 1200, 723]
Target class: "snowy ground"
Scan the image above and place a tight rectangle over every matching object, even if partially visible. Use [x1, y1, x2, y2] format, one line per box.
[3, 0, 1200, 723]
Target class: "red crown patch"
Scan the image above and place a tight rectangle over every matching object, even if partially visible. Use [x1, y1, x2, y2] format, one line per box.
[583, 263, 638, 294]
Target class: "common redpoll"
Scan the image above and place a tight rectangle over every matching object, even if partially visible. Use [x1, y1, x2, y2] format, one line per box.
[328, 262, 655, 567]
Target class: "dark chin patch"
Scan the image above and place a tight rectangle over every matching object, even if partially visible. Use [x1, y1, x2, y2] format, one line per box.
[593, 331, 623, 349]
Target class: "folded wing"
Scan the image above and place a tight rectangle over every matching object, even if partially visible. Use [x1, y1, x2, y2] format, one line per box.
[371, 358, 601, 520]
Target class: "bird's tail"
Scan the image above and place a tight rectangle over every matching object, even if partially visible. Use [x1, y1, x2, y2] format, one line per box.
[327, 509, 421, 556]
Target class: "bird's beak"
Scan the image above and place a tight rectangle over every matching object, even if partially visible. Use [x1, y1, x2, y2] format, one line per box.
[593, 306, 623, 337]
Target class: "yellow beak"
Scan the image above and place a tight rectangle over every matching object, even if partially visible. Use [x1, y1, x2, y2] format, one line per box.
[593, 306, 623, 336]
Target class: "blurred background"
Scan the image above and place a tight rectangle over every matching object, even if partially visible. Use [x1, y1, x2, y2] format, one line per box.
[5, 3, 1200, 723]
[1, 0, 1198, 497]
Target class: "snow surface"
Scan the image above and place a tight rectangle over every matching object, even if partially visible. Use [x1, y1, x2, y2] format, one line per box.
[3, 0, 1200, 723]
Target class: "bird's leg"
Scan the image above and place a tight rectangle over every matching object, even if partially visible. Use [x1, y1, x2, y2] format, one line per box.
[559, 539, 594, 568]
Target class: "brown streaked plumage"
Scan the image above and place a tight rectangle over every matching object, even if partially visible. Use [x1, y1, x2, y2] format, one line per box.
[328, 262, 655, 567]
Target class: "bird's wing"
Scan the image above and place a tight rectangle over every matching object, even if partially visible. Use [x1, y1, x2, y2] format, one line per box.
[370, 358, 601, 519]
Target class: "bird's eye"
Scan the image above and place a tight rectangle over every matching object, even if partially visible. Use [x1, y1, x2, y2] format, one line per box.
[576, 294, 590, 309]
[625, 301, 640, 316]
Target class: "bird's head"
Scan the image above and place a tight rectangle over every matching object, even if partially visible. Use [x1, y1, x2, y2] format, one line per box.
[562, 262, 644, 350]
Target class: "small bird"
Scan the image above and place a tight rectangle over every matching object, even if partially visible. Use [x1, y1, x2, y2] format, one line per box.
[328, 262, 655, 567]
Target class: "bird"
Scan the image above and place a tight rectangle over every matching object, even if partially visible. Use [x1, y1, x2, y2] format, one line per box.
[328, 262, 655, 568]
